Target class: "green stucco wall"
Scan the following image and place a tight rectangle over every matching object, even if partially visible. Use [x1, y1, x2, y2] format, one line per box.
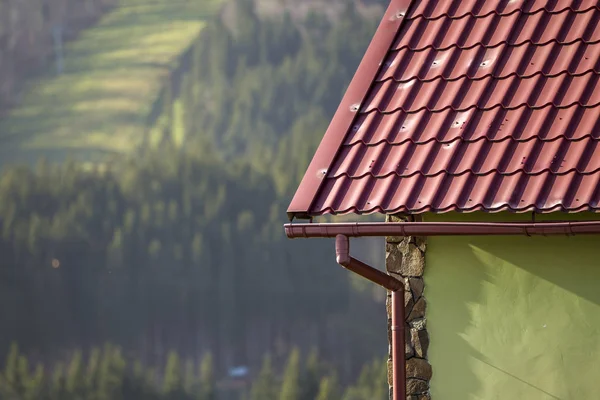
[424, 212, 600, 400]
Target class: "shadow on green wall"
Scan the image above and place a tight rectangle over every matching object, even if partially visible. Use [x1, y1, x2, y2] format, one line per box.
[425, 233, 486, 399]
[425, 212, 600, 400]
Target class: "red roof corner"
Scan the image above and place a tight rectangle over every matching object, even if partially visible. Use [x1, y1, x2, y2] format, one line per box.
[288, 0, 600, 220]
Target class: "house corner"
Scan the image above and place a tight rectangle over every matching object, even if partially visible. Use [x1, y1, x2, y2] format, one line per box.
[386, 214, 431, 399]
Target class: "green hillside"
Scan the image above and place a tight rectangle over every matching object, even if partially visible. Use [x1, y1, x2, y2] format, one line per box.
[0, 0, 218, 165]
[0, 0, 389, 390]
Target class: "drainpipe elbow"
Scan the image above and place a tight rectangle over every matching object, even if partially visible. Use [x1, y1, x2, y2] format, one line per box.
[335, 234, 351, 266]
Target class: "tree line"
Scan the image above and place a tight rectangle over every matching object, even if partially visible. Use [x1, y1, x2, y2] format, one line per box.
[0, 344, 387, 400]
[0, 146, 385, 379]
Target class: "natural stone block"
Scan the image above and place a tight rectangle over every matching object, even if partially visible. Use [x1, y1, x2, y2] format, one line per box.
[386, 242, 403, 273]
[409, 277, 425, 300]
[386, 242, 425, 277]
[409, 318, 426, 331]
[405, 323, 415, 358]
[411, 328, 430, 358]
[405, 292, 414, 314]
[408, 394, 431, 400]
[402, 243, 425, 276]
[406, 358, 432, 380]
[407, 378, 429, 394]
[412, 236, 427, 252]
[387, 358, 393, 386]
[408, 297, 427, 320]
[386, 235, 404, 244]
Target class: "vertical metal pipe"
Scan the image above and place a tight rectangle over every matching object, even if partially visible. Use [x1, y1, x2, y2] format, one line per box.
[392, 289, 406, 400]
[335, 234, 406, 399]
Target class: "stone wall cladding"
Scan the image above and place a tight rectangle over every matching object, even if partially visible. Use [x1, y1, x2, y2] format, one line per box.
[385, 214, 432, 400]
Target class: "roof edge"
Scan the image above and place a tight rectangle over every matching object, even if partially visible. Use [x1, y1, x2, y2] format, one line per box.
[286, 0, 414, 220]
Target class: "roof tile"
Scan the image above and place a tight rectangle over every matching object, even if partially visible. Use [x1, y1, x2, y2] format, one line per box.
[287, 0, 600, 218]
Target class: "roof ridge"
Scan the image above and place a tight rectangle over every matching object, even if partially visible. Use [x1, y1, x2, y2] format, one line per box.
[405, 3, 599, 22]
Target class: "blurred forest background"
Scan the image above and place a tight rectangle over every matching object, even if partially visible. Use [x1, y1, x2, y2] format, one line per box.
[0, 0, 389, 398]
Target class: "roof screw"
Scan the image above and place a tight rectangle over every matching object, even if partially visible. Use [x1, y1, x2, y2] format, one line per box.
[352, 125, 360, 131]
[350, 104, 360, 112]
[396, 11, 405, 19]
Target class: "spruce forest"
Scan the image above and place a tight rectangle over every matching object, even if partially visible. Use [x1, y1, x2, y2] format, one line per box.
[0, 0, 390, 398]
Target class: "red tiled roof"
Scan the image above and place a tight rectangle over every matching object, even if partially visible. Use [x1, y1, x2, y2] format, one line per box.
[287, 0, 600, 219]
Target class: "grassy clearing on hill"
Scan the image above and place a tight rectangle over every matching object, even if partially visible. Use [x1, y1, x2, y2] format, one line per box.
[0, 0, 219, 165]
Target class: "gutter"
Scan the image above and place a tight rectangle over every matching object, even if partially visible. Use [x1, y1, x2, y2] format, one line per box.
[285, 219, 600, 400]
[285, 220, 600, 238]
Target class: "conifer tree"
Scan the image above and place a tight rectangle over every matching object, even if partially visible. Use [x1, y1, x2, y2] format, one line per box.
[300, 348, 321, 400]
[66, 350, 86, 398]
[85, 347, 101, 395]
[49, 362, 68, 400]
[97, 344, 126, 400]
[0, 344, 43, 400]
[280, 348, 301, 400]
[163, 351, 184, 398]
[1, 343, 23, 397]
[23, 363, 44, 400]
[122, 360, 148, 400]
[199, 352, 215, 400]
[316, 374, 341, 400]
[250, 354, 278, 400]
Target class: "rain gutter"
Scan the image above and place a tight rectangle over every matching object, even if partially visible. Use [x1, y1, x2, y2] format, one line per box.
[285, 220, 600, 238]
[285, 219, 600, 400]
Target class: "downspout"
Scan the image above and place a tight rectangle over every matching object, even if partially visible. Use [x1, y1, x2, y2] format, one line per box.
[335, 234, 405, 400]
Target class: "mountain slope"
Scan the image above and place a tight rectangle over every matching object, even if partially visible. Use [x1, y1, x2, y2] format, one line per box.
[0, 0, 219, 166]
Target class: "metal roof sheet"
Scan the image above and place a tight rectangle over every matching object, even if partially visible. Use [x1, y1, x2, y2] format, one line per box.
[287, 0, 600, 219]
